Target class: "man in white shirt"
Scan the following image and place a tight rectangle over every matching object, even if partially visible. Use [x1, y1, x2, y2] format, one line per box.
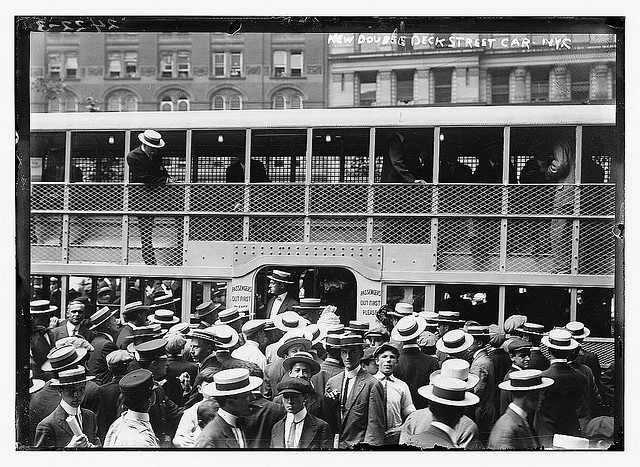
[270, 377, 332, 449]
[373, 343, 416, 444]
[232, 319, 269, 372]
[104, 368, 159, 447]
[264, 270, 299, 320]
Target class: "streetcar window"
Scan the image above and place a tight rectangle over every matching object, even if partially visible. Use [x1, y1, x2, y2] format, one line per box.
[511, 126, 576, 184]
[71, 131, 126, 182]
[129, 130, 187, 182]
[30, 132, 67, 182]
[435, 285, 499, 325]
[576, 288, 614, 339]
[190, 280, 229, 325]
[505, 285, 570, 330]
[375, 128, 434, 183]
[385, 285, 426, 313]
[582, 126, 616, 184]
[30, 275, 63, 316]
[439, 127, 506, 183]
[251, 129, 307, 183]
[191, 130, 246, 183]
[311, 128, 369, 183]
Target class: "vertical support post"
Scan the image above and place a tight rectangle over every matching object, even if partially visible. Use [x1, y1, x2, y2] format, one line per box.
[304, 128, 313, 243]
[500, 126, 511, 272]
[569, 288, 578, 321]
[203, 282, 212, 302]
[182, 279, 192, 325]
[122, 131, 131, 265]
[431, 127, 441, 271]
[60, 275, 69, 320]
[243, 129, 252, 241]
[183, 130, 192, 266]
[367, 127, 376, 243]
[498, 286, 506, 327]
[425, 284, 436, 312]
[61, 131, 72, 263]
[572, 126, 583, 275]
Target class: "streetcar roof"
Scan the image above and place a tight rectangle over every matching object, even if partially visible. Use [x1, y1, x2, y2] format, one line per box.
[31, 105, 615, 132]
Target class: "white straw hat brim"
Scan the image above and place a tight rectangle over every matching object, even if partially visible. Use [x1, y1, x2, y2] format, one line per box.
[206, 376, 263, 396]
[430, 371, 480, 390]
[435, 333, 474, 354]
[418, 385, 480, 407]
[498, 377, 554, 392]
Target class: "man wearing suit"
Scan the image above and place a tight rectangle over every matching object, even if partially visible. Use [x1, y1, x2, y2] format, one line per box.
[264, 328, 312, 399]
[488, 369, 554, 450]
[400, 377, 479, 449]
[264, 270, 299, 320]
[49, 301, 93, 344]
[565, 321, 602, 388]
[86, 306, 119, 385]
[34, 365, 101, 448]
[194, 368, 263, 448]
[116, 301, 151, 350]
[195, 299, 222, 329]
[226, 154, 271, 183]
[534, 329, 588, 448]
[29, 300, 57, 381]
[380, 131, 430, 185]
[516, 322, 550, 371]
[271, 378, 332, 449]
[164, 334, 198, 407]
[324, 334, 386, 448]
[499, 338, 532, 416]
[465, 325, 497, 443]
[93, 350, 133, 443]
[391, 315, 438, 410]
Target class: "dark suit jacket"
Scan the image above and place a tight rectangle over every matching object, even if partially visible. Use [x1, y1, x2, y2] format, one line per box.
[534, 361, 588, 447]
[194, 413, 241, 448]
[225, 159, 270, 183]
[529, 348, 550, 371]
[30, 322, 52, 380]
[270, 412, 333, 449]
[244, 396, 286, 448]
[264, 294, 299, 319]
[570, 360, 602, 429]
[264, 357, 287, 399]
[487, 407, 540, 450]
[468, 348, 497, 438]
[393, 347, 439, 409]
[488, 348, 512, 412]
[164, 356, 198, 407]
[87, 332, 118, 385]
[380, 133, 432, 183]
[325, 368, 386, 447]
[126, 145, 169, 186]
[93, 378, 122, 443]
[576, 349, 601, 386]
[48, 319, 93, 344]
[34, 405, 101, 448]
[115, 324, 136, 350]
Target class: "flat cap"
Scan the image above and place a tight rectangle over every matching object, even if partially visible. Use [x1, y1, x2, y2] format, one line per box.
[277, 377, 313, 395]
[106, 349, 134, 368]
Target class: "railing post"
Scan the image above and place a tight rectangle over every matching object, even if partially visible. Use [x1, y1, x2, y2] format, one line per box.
[432, 127, 441, 270]
[61, 131, 72, 263]
[183, 130, 192, 266]
[304, 128, 313, 243]
[243, 129, 251, 241]
[367, 127, 376, 243]
[572, 126, 583, 275]
[122, 131, 131, 265]
[500, 126, 510, 272]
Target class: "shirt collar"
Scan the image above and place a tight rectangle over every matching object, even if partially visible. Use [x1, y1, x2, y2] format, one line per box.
[98, 331, 114, 342]
[60, 399, 80, 416]
[530, 346, 540, 351]
[508, 402, 528, 421]
[344, 367, 360, 379]
[473, 348, 485, 360]
[403, 343, 420, 350]
[431, 421, 456, 442]
[511, 363, 525, 371]
[550, 358, 568, 364]
[277, 292, 288, 300]
[325, 357, 340, 365]
[286, 407, 307, 424]
[218, 408, 239, 428]
[374, 371, 394, 382]
[124, 409, 150, 422]
[245, 340, 259, 348]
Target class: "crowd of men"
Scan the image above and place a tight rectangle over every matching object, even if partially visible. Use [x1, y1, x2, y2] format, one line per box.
[25, 282, 616, 450]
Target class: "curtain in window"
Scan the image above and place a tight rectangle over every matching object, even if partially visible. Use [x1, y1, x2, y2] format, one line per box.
[274, 50, 286, 77]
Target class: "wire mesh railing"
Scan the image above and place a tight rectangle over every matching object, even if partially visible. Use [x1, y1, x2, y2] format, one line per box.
[30, 182, 615, 274]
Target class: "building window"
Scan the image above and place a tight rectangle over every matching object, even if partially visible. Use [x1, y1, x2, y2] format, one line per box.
[274, 51, 287, 77]
[531, 67, 549, 102]
[358, 71, 377, 107]
[273, 94, 286, 109]
[161, 53, 174, 78]
[106, 91, 138, 112]
[433, 68, 453, 103]
[213, 95, 225, 110]
[124, 52, 138, 78]
[272, 89, 303, 109]
[230, 53, 242, 77]
[570, 64, 590, 102]
[48, 53, 62, 79]
[47, 95, 61, 113]
[396, 69, 414, 105]
[65, 54, 78, 79]
[160, 96, 173, 111]
[290, 52, 303, 77]
[229, 95, 242, 110]
[213, 52, 225, 77]
[47, 93, 78, 113]
[177, 96, 190, 111]
[490, 68, 510, 104]
[64, 95, 78, 112]
[177, 52, 191, 78]
[108, 52, 123, 78]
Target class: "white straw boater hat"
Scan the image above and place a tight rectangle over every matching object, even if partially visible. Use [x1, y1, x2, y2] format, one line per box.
[498, 369, 554, 392]
[273, 311, 309, 332]
[267, 269, 294, 284]
[30, 300, 58, 314]
[436, 329, 474, 354]
[418, 377, 480, 407]
[138, 129, 165, 148]
[564, 321, 590, 341]
[205, 368, 263, 397]
[391, 315, 428, 342]
[430, 358, 479, 390]
[50, 365, 95, 386]
[388, 302, 415, 318]
[148, 309, 180, 327]
[541, 328, 579, 351]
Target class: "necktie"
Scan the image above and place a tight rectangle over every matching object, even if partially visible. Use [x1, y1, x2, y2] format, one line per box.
[287, 419, 300, 448]
[235, 419, 247, 448]
[341, 376, 351, 415]
[382, 377, 390, 429]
